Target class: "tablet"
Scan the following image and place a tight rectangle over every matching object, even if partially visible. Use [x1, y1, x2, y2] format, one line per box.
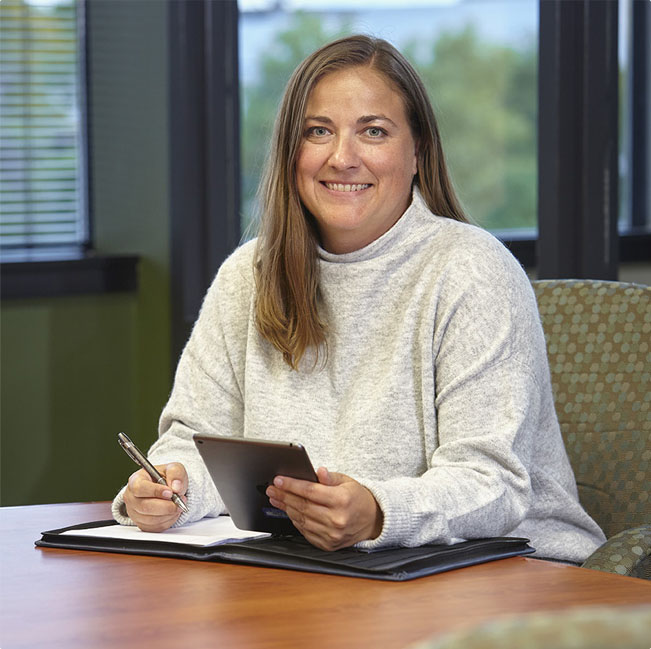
[193, 434, 318, 535]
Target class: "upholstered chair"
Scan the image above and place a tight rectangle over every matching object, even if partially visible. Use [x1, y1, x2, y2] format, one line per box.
[532, 279, 650, 579]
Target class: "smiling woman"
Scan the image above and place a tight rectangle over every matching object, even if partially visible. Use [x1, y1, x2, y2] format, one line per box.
[112, 35, 606, 563]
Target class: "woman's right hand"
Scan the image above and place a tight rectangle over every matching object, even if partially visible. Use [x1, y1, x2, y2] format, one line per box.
[123, 462, 188, 532]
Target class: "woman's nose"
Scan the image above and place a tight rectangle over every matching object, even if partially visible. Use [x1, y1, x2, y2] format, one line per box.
[328, 135, 360, 169]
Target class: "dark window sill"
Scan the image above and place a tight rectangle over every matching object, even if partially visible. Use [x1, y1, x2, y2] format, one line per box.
[498, 230, 651, 270]
[1, 230, 648, 300]
[1, 249, 139, 299]
[620, 230, 651, 262]
[497, 232, 537, 269]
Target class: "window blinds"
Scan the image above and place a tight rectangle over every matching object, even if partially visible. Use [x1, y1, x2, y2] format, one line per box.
[0, 0, 86, 248]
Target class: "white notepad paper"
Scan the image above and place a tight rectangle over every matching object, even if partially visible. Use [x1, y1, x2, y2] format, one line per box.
[61, 515, 270, 547]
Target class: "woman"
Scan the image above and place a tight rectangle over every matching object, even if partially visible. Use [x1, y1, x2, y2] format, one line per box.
[114, 35, 605, 561]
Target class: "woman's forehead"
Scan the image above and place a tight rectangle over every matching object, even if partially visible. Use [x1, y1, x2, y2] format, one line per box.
[304, 66, 408, 118]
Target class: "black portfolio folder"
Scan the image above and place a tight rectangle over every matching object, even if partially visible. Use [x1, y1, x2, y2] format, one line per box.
[36, 519, 534, 581]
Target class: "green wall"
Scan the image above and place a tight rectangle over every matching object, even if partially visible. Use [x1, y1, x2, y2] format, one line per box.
[1, 295, 139, 504]
[1, 0, 171, 506]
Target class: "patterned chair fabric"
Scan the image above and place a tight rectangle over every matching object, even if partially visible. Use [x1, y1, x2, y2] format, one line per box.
[581, 526, 651, 579]
[532, 280, 651, 578]
[409, 606, 651, 649]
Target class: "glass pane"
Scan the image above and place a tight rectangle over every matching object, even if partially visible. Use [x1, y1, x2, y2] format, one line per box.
[239, 0, 538, 237]
[0, 0, 86, 249]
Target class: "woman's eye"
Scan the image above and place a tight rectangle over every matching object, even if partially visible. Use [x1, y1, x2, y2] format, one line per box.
[366, 127, 386, 137]
[308, 126, 329, 137]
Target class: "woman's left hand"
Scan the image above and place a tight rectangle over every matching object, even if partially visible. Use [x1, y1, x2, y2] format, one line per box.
[266, 467, 383, 551]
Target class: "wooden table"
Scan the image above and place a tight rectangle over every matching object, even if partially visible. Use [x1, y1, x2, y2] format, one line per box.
[2, 502, 650, 649]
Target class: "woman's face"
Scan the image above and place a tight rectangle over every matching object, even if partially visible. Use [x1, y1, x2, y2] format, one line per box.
[296, 66, 418, 254]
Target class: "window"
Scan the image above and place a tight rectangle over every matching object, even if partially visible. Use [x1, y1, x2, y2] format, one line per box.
[239, 0, 538, 238]
[0, 0, 87, 251]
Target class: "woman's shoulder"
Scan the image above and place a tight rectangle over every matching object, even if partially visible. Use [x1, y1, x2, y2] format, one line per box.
[442, 220, 517, 266]
[413, 206, 526, 283]
[199, 239, 258, 312]
[403, 209, 534, 321]
[220, 238, 257, 276]
[411, 193, 516, 265]
[212, 238, 257, 288]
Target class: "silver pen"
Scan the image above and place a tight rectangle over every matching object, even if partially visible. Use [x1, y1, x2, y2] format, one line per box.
[117, 432, 189, 514]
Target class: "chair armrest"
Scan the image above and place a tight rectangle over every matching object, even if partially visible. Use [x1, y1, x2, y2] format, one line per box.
[581, 525, 651, 580]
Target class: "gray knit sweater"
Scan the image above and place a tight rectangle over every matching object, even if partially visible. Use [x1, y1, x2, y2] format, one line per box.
[113, 190, 605, 562]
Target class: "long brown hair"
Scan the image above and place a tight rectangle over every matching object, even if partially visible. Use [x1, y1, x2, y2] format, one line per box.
[254, 35, 467, 370]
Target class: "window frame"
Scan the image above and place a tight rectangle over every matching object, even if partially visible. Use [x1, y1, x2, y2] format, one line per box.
[168, 0, 241, 360]
[537, 0, 619, 279]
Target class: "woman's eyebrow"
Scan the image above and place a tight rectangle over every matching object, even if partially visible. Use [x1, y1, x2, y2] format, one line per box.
[304, 114, 398, 127]
[358, 114, 398, 127]
[304, 115, 334, 125]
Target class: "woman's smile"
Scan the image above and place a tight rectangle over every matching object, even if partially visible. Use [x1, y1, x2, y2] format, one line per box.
[321, 182, 372, 193]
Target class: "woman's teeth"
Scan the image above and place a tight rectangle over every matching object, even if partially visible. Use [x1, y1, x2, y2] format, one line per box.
[324, 183, 371, 192]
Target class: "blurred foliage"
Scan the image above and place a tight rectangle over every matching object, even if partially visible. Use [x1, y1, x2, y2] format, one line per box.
[240, 12, 537, 234]
[407, 26, 537, 230]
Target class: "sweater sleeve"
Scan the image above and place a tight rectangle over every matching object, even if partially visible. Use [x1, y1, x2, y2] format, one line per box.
[112, 246, 253, 526]
[357, 236, 556, 549]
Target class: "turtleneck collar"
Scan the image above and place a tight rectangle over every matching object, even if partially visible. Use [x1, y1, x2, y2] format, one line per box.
[317, 187, 429, 264]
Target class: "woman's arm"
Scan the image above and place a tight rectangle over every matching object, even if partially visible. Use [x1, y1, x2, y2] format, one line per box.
[112, 247, 253, 527]
[357, 249, 560, 549]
